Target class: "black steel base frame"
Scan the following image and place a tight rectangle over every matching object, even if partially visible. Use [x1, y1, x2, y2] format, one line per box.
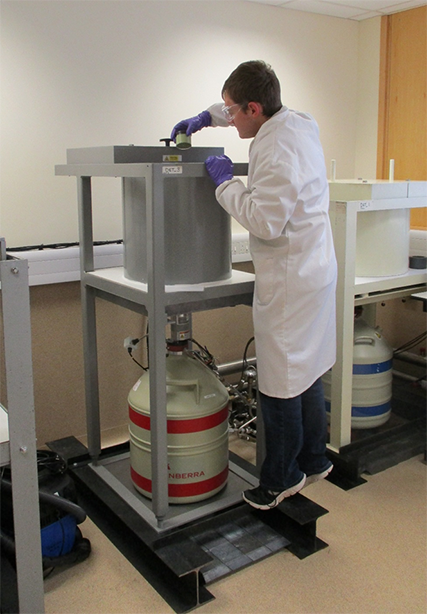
[48, 437, 329, 613]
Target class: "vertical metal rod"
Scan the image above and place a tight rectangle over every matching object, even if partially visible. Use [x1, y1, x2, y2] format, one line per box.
[81, 285, 101, 459]
[77, 176, 95, 272]
[1, 258, 45, 613]
[77, 176, 101, 460]
[329, 201, 356, 450]
[0, 237, 6, 260]
[145, 164, 169, 523]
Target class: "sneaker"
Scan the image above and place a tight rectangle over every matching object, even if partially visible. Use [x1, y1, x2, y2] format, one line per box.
[304, 464, 333, 487]
[242, 474, 306, 510]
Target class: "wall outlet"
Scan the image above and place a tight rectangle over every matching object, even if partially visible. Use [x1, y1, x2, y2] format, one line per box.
[232, 232, 251, 263]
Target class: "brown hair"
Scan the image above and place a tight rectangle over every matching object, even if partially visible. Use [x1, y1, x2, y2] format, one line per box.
[221, 60, 282, 117]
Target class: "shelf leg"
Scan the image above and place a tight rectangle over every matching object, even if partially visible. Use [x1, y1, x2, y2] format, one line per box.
[77, 176, 101, 460]
[1, 258, 45, 614]
[329, 202, 357, 450]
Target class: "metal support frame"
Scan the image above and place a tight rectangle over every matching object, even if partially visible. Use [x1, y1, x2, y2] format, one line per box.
[329, 188, 427, 451]
[57, 159, 254, 528]
[145, 165, 169, 523]
[1, 239, 45, 613]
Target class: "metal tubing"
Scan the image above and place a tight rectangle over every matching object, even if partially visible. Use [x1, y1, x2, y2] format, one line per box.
[217, 357, 256, 377]
[394, 351, 426, 367]
[392, 370, 422, 382]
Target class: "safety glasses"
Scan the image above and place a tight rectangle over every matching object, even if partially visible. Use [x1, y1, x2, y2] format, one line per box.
[222, 103, 242, 123]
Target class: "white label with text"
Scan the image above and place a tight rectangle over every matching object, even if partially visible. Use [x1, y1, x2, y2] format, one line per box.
[162, 166, 183, 175]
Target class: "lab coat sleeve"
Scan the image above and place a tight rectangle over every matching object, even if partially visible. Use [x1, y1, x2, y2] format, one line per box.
[215, 152, 300, 240]
[207, 103, 230, 128]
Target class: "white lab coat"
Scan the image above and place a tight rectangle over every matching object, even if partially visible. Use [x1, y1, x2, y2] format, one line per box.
[208, 103, 337, 398]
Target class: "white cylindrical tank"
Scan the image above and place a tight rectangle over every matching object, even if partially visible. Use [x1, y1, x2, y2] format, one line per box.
[323, 318, 393, 429]
[355, 209, 410, 277]
[128, 353, 230, 504]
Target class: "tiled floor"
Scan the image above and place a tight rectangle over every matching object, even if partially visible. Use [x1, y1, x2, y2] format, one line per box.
[41, 451, 426, 614]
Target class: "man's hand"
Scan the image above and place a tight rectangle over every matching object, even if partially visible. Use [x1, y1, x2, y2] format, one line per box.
[171, 111, 212, 141]
[205, 155, 234, 187]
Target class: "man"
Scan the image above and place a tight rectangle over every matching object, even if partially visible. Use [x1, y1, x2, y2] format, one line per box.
[171, 61, 337, 510]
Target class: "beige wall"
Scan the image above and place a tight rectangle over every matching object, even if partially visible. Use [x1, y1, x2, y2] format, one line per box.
[0, 282, 145, 445]
[1, 1, 361, 247]
[2, 2, 423, 447]
[375, 298, 426, 354]
[18, 265, 254, 447]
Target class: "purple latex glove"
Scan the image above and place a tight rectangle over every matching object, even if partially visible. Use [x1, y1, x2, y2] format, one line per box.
[171, 110, 212, 141]
[205, 155, 234, 187]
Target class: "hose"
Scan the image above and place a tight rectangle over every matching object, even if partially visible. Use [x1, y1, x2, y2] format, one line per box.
[0, 478, 86, 524]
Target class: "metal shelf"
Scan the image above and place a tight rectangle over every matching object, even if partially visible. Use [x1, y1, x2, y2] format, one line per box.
[55, 156, 254, 530]
[83, 267, 255, 315]
[328, 181, 427, 451]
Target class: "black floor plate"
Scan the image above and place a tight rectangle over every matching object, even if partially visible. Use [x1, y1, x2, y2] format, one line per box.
[325, 379, 426, 489]
[47, 438, 329, 612]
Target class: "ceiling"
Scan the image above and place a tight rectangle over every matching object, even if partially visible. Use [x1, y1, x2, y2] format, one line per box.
[243, 0, 427, 20]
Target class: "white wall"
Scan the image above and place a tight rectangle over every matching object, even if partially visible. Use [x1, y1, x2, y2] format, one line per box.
[1, 0, 370, 247]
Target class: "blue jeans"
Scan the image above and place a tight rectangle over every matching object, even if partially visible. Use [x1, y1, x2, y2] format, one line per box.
[259, 377, 330, 491]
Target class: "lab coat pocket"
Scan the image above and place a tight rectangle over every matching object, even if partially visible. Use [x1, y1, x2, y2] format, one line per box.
[254, 256, 275, 306]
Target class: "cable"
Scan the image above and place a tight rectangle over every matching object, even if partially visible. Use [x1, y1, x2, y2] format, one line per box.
[36, 450, 67, 477]
[240, 336, 255, 381]
[127, 335, 149, 371]
[189, 338, 217, 371]
[0, 478, 86, 524]
[129, 355, 148, 371]
[394, 331, 427, 355]
[7, 239, 123, 252]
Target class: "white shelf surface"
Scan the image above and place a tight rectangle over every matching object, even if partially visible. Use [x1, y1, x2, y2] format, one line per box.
[354, 268, 427, 295]
[86, 266, 255, 293]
